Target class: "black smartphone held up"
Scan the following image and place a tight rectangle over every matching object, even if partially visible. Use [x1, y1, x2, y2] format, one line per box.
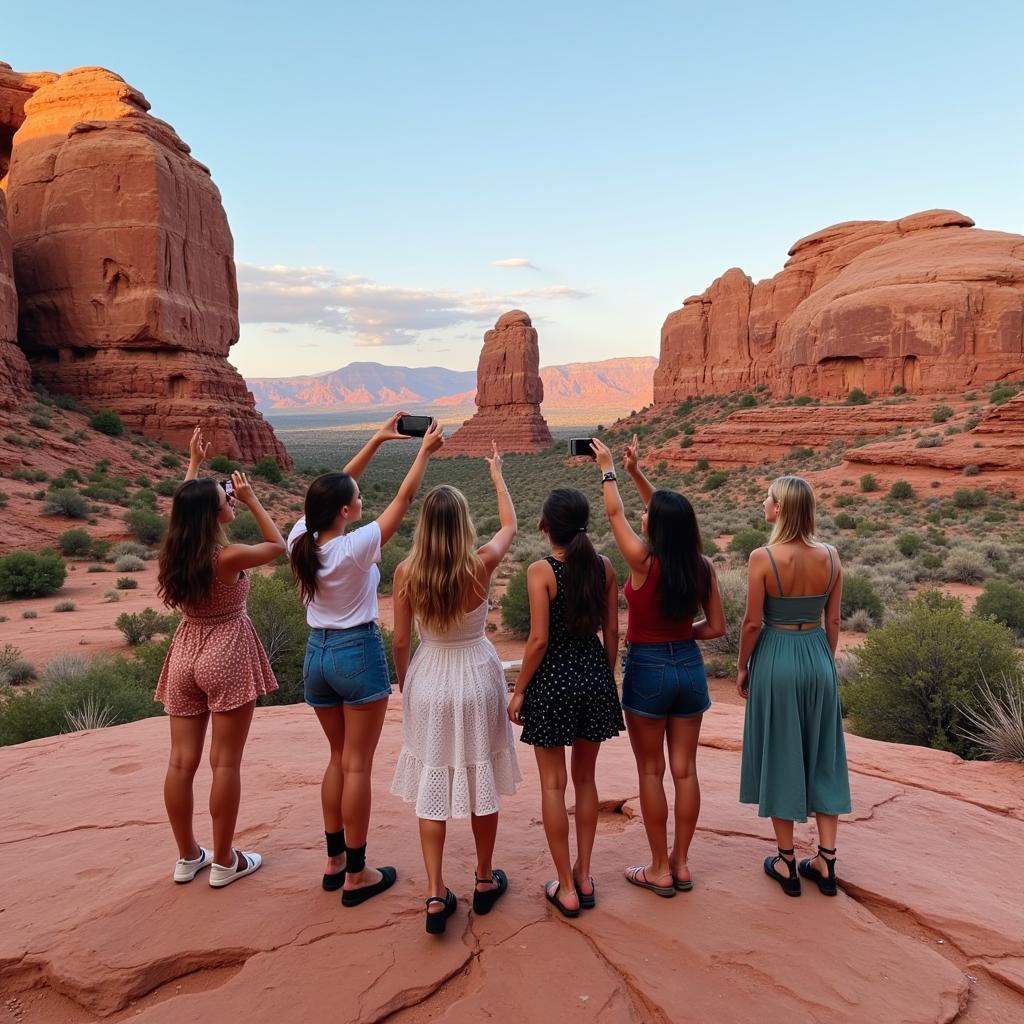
[568, 438, 596, 459]
[397, 415, 434, 437]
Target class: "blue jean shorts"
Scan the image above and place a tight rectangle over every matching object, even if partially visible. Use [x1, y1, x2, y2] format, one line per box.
[303, 622, 392, 708]
[622, 640, 711, 719]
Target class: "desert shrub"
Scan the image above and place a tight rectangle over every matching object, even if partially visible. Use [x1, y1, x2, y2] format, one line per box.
[155, 478, 181, 496]
[246, 574, 307, 703]
[210, 454, 241, 474]
[856, 540, 897, 566]
[159, 453, 181, 469]
[116, 608, 177, 645]
[228, 510, 262, 543]
[932, 405, 954, 423]
[990, 387, 1016, 405]
[846, 388, 869, 405]
[28, 412, 51, 429]
[701, 568, 746, 656]
[840, 573, 882, 623]
[115, 576, 139, 590]
[942, 547, 989, 584]
[57, 528, 92, 556]
[952, 488, 987, 509]
[252, 456, 284, 484]
[916, 435, 942, 448]
[738, 393, 757, 408]
[702, 471, 729, 491]
[0, 549, 66, 599]
[109, 541, 153, 562]
[895, 532, 923, 557]
[963, 464, 980, 477]
[43, 488, 89, 519]
[378, 541, 409, 595]
[842, 592, 1019, 756]
[0, 645, 37, 686]
[54, 599, 76, 612]
[834, 512, 857, 530]
[89, 538, 111, 561]
[103, 590, 121, 602]
[132, 488, 158, 510]
[887, 480, 914, 501]
[843, 608, 874, 633]
[89, 409, 124, 436]
[974, 580, 1024, 638]
[500, 564, 531, 637]
[695, 459, 709, 471]
[38, 654, 89, 690]
[859, 474, 878, 493]
[793, 395, 813, 406]
[124, 507, 166, 545]
[957, 675, 1024, 762]
[728, 529, 768, 561]
[53, 393, 82, 411]
[21, 610, 37, 620]
[114, 554, 145, 573]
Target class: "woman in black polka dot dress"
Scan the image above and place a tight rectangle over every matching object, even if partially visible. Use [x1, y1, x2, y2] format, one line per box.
[507, 488, 623, 917]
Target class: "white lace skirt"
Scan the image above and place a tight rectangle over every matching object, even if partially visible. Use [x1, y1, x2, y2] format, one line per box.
[390, 638, 521, 820]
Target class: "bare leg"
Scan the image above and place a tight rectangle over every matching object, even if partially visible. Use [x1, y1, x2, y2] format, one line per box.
[470, 811, 499, 893]
[419, 817, 448, 912]
[811, 812, 839, 874]
[164, 713, 209, 859]
[338, 697, 389, 891]
[534, 745, 579, 911]
[209, 701, 256, 866]
[624, 711, 671, 885]
[570, 739, 601, 894]
[312, 706, 347, 878]
[666, 715, 703, 884]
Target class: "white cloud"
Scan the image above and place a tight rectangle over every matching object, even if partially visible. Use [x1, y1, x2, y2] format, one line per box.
[491, 257, 536, 269]
[237, 263, 590, 346]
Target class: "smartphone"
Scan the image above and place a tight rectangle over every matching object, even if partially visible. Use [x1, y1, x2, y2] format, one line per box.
[397, 415, 434, 437]
[568, 438, 596, 459]
[220, 478, 235, 497]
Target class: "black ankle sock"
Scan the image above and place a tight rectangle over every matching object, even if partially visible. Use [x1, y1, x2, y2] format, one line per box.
[325, 829, 345, 858]
[346, 843, 366, 873]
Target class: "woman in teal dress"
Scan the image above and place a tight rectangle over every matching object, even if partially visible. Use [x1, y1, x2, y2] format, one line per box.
[738, 475, 850, 897]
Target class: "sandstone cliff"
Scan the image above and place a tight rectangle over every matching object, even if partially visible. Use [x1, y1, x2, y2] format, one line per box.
[0, 188, 30, 408]
[654, 210, 1024, 402]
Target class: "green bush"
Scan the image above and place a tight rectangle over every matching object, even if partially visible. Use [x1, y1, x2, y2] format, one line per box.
[975, 580, 1024, 638]
[116, 608, 177, 645]
[738, 393, 757, 408]
[0, 549, 67, 599]
[378, 541, 408, 595]
[952, 488, 987, 509]
[834, 512, 857, 530]
[887, 480, 914, 501]
[58, 528, 92, 556]
[847, 388, 869, 405]
[793, 395, 813, 406]
[859, 474, 878, 493]
[155, 478, 181, 496]
[89, 409, 125, 436]
[932, 405, 954, 423]
[728, 529, 768, 561]
[990, 387, 1017, 405]
[114, 554, 146, 573]
[247, 572, 310, 705]
[701, 568, 746, 656]
[159, 453, 181, 469]
[843, 592, 1020, 756]
[943, 548, 989, 584]
[841, 574, 883, 623]
[54, 599, 76, 612]
[702, 471, 729, 491]
[963, 464, 980, 477]
[695, 459, 709, 471]
[895, 532, 923, 557]
[227, 510, 262, 543]
[500, 564, 531, 637]
[0, 644, 37, 685]
[210, 454, 242, 474]
[43, 488, 90, 519]
[115, 576, 139, 590]
[89, 538, 111, 561]
[109, 541, 152, 562]
[252, 456, 284, 484]
[124, 507, 166, 545]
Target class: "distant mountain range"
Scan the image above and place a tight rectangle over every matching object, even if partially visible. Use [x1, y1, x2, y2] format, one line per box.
[246, 357, 657, 413]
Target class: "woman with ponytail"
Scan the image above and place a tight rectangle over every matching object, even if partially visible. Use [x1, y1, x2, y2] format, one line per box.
[507, 488, 623, 917]
[592, 436, 725, 898]
[390, 444, 520, 934]
[288, 412, 444, 908]
[156, 426, 285, 888]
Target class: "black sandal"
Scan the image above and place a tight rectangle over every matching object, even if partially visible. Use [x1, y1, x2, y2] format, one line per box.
[544, 880, 581, 919]
[425, 889, 458, 934]
[763, 847, 801, 897]
[340, 866, 397, 907]
[798, 845, 838, 896]
[322, 829, 346, 892]
[574, 875, 596, 910]
[472, 869, 508, 915]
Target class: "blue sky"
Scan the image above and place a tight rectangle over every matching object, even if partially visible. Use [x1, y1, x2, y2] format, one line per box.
[6, 1, 1023, 377]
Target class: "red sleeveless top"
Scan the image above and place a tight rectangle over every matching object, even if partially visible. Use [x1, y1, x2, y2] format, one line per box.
[624, 557, 706, 643]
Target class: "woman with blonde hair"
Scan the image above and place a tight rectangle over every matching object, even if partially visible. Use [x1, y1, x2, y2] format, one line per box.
[738, 475, 850, 897]
[391, 443, 521, 934]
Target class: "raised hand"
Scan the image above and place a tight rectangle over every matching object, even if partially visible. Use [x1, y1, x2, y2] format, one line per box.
[590, 437, 615, 474]
[230, 470, 257, 507]
[189, 425, 211, 464]
[484, 440, 503, 480]
[421, 419, 445, 455]
[377, 411, 413, 442]
[622, 433, 639, 474]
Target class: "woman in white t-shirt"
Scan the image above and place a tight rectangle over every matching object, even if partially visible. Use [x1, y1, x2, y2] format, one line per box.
[288, 412, 444, 907]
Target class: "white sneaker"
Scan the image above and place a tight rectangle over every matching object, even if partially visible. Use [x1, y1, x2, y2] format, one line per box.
[209, 850, 263, 888]
[173, 846, 213, 884]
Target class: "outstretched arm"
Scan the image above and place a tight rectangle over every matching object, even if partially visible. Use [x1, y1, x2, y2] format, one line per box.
[184, 426, 212, 482]
[343, 411, 411, 481]
[591, 437, 649, 574]
[477, 443, 517, 572]
[376, 420, 445, 545]
[622, 433, 655, 506]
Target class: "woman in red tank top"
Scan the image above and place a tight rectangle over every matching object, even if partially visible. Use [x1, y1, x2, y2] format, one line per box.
[592, 436, 725, 898]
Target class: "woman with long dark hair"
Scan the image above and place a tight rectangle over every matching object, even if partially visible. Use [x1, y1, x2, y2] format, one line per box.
[507, 487, 623, 917]
[738, 476, 849, 897]
[156, 426, 285, 888]
[592, 435, 725, 897]
[288, 412, 444, 907]
[390, 445, 520, 934]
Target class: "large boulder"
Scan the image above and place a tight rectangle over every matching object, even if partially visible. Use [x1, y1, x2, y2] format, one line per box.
[2, 65, 290, 466]
[654, 210, 1024, 402]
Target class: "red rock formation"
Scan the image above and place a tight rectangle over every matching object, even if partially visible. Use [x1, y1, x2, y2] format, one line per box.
[0, 189, 30, 409]
[655, 210, 1024, 403]
[0, 63, 55, 181]
[1, 66, 290, 467]
[440, 310, 553, 456]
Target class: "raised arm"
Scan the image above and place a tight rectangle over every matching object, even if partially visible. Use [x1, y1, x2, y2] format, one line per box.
[590, 437, 649, 574]
[601, 555, 619, 671]
[392, 561, 413, 691]
[184, 426, 211, 482]
[343, 411, 411, 481]
[692, 559, 726, 640]
[736, 548, 768, 699]
[507, 560, 553, 725]
[824, 546, 843, 655]
[477, 442, 517, 572]
[218, 471, 286, 576]
[622, 433, 655, 506]
[376, 419, 445, 546]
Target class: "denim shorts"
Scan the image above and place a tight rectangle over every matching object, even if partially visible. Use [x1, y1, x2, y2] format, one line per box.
[303, 622, 392, 708]
[621, 640, 711, 719]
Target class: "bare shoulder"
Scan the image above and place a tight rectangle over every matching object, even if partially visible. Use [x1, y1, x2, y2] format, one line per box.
[600, 553, 617, 584]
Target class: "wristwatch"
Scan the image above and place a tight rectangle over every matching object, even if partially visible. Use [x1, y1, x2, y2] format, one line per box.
[602, 471, 617, 483]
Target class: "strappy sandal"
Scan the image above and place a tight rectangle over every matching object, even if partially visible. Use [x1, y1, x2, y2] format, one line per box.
[672, 870, 694, 893]
[798, 845, 838, 896]
[544, 880, 581, 918]
[763, 847, 801, 897]
[472, 869, 508, 915]
[425, 889, 458, 934]
[624, 865, 676, 898]
[574, 875, 596, 910]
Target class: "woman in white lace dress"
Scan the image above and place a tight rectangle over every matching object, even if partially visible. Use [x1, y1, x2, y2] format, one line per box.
[390, 444, 520, 933]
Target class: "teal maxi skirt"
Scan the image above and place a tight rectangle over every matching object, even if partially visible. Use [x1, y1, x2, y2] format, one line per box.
[739, 626, 851, 822]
